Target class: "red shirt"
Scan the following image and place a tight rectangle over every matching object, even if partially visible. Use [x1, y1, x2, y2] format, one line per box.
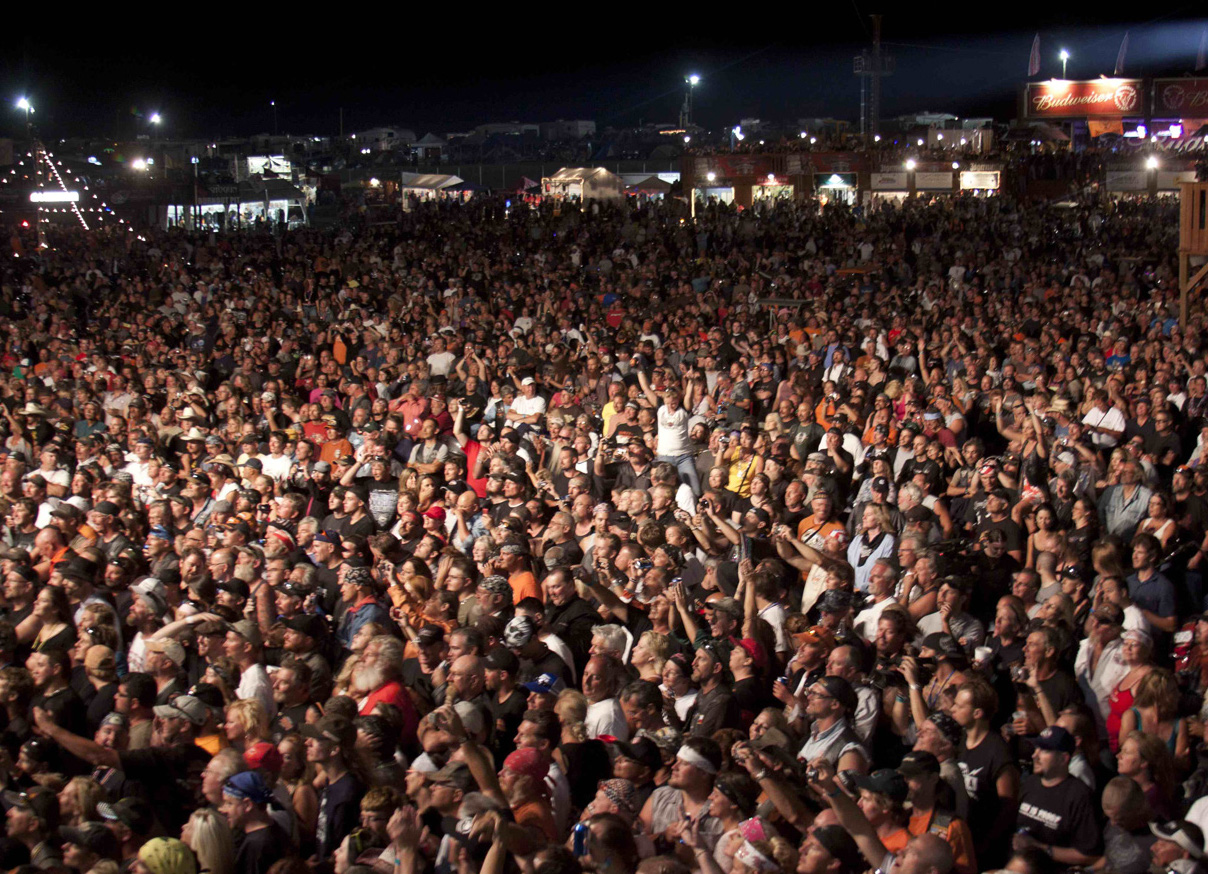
[360, 680, 419, 746]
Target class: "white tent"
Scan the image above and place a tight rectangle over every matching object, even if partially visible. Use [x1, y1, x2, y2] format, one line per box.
[541, 167, 624, 201]
[399, 173, 463, 191]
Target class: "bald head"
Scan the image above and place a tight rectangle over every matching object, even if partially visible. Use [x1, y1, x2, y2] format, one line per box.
[448, 655, 485, 701]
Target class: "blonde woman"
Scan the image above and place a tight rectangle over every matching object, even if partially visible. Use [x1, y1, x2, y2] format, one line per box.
[57, 776, 102, 827]
[222, 698, 270, 753]
[630, 631, 671, 682]
[182, 807, 235, 874]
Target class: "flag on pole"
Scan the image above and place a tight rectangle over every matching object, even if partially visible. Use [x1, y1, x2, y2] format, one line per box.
[1198, 29, 1207, 71]
[1028, 33, 1040, 76]
[1114, 31, 1129, 76]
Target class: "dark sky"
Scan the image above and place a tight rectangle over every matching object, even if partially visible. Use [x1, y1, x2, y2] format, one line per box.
[4, 7, 1206, 140]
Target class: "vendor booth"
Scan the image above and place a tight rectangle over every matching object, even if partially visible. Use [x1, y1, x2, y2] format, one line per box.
[542, 167, 624, 201]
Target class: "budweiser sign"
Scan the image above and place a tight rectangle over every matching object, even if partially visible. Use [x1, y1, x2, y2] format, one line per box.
[1025, 79, 1144, 119]
[1153, 78, 1208, 115]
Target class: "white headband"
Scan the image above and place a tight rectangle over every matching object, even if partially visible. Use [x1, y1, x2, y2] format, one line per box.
[676, 747, 718, 775]
[735, 841, 780, 872]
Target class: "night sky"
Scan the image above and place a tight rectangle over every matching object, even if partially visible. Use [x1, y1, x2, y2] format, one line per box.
[3, 7, 1206, 140]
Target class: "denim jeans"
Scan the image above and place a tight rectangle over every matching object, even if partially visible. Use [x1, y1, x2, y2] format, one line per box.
[656, 452, 701, 497]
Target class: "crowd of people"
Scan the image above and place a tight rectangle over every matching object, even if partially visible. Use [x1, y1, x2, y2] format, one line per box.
[0, 188, 1203, 874]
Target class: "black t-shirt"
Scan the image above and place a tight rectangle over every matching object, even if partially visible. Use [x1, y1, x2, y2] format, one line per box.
[365, 477, 399, 529]
[958, 732, 1016, 861]
[517, 646, 574, 688]
[1037, 670, 1081, 713]
[485, 689, 528, 761]
[315, 771, 365, 860]
[1017, 774, 1103, 856]
[234, 822, 294, 874]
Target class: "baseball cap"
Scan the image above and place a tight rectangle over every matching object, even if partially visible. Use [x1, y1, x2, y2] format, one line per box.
[1032, 725, 1076, 754]
[429, 761, 476, 793]
[97, 797, 154, 833]
[230, 619, 263, 648]
[1150, 821, 1206, 860]
[1, 787, 58, 829]
[709, 597, 743, 620]
[612, 737, 662, 772]
[152, 695, 208, 726]
[92, 501, 119, 516]
[423, 506, 446, 522]
[84, 645, 117, 674]
[145, 639, 187, 667]
[137, 838, 197, 874]
[521, 672, 565, 696]
[59, 821, 120, 858]
[243, 741, 283, 774]
[313, 461, 332, 473]
[483, 646, 519, 674]
[897, 750, 941, 777]
[282, 614, 325, 639]
[853, 769, 909, 802]
[300, 713, 355, 747]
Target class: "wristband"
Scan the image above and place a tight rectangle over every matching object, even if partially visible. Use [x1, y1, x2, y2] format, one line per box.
[826, 788, 841, 798]
[753, 769, 770, 781]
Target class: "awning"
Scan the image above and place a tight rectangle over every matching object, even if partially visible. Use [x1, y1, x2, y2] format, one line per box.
[399, 173, 462, 190]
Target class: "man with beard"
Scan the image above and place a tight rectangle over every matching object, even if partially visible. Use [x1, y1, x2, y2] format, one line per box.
[350, 634, 418, 748]
[270, 658, 321, 740]
[278, 615, 333, 702]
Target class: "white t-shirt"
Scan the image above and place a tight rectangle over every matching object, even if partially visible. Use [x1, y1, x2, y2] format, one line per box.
[656, 405, 691, 457]
[1082, 405, 1126, 447]
[585, 698, 628, 741]
[508, 393, 546, 426]
[259, 453, 293, 482]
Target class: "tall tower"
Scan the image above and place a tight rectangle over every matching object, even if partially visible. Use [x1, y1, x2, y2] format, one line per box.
[854, 15, 894, 146]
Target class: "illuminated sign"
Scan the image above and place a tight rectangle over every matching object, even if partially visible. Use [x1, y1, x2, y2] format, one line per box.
[29, 191, 80, 203]
[1024, 79, 1144, 119]
[1153, 78, 1208, 115]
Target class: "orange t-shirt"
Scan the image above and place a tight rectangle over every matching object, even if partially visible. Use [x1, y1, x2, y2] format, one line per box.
[509, 571, 542, 604]
[513, 799, 558, 842]
[909, 810, 977, 874]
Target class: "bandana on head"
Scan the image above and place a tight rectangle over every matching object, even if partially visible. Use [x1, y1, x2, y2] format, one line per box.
[676, 747, 718, 775]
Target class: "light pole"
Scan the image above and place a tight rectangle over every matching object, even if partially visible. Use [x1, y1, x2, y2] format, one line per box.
[1059, 49, 1069, 79]
[685, 75, 700, 127]
[15, 97, 32, 133]
[271, 100, 277, 136]
[16, 98, 45, 248]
